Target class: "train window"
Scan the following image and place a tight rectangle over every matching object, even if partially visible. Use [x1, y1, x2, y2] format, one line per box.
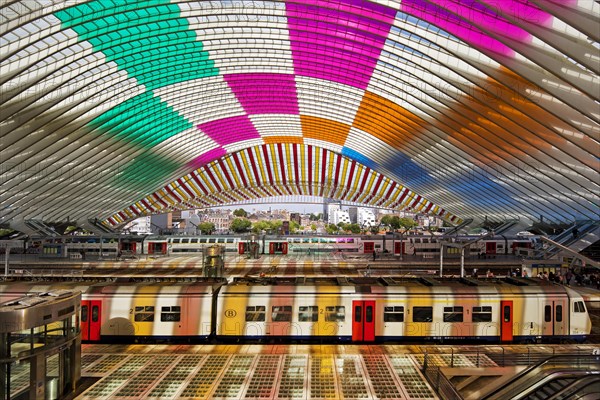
[544, 305, 552, 322]
[271, 306, 292, 322]
[347, 238, 355, 243]
[245, 306, 266, 322]
[227, 239, 234, 243]
[504, 306, 511, 322]
[191, 238, 198, 244]
[81, 305, 88, 323]
[181, 239, 189, 244]
[355, 306, 362, 323]
[366, 306, 373, 323]
[92, 305, 99, 323]
[217, 239, 225, 243]
[299, 306, 318, 322]
[472, 306, 492, 322]
[325, 306, 345, 322]
[208, 238, 216, 243]
[574, 301, 586, 313]
[134, 306, 155, 322]
[413, 307, 433, 322]
[443, 306, 464, 322]
[172, 239, 180, 244]
[383, 306, 404, 322]
[556, 305, 563, 322]
[161, 306, 181, 322]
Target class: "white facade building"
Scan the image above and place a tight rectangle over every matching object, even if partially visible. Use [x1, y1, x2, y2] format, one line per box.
[357, 208, 376, 227]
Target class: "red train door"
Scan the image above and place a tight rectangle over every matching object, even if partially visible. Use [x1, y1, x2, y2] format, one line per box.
[81, 300, 102, 341]
[282, 242, 288, 255]
[500, 300, 513, 342]
[352, 300, 376, 341]
[238, 242, 246, 255]
[394, 242, 405, 255]
[363, 242, 374, 254]
[486, 241, 497, 255]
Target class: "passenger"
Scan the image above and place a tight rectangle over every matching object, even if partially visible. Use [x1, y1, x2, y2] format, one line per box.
[486, 269, 494, 278]
[565, 269, 573, 285]
[549, 271, 555, 281]
[472, 268, 478, 278]
[522, 270, 528, 278]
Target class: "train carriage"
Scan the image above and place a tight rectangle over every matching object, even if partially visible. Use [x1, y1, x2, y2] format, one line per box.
[214, 277, 591, 343]
[0, 276, 590, 343]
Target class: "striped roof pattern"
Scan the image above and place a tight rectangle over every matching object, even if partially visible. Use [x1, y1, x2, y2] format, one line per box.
[1, 0, 598, 228]
[106, 144, 460, 226]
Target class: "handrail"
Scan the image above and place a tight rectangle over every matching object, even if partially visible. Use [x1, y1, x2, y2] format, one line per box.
[548, 375, 600, 400]
[424, 366, 463, 400]
[481, 355, 600, 400]
[515, 370, 592, 400]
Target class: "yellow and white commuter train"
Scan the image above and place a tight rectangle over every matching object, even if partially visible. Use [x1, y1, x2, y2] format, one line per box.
[0, 276, 591, 343]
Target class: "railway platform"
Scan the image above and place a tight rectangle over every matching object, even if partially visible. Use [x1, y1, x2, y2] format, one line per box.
[5, 252, 523, 279]
[70, 343, 599, 400]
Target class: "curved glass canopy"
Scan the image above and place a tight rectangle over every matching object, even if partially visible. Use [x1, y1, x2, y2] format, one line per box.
[1, 0, 598, 229]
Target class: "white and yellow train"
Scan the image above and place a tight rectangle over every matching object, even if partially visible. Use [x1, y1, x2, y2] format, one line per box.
[0, 276, 591, 343]
[33, 233, 539, 259]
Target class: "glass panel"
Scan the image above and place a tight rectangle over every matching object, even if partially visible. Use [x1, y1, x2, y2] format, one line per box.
[556, 305, 562, 322]
[504, 306, 511, 322]
[366, 306, 373, 323]
[544, 305, 551, 322]
[355, 306, 362, 323]
[413, 307, 433, 322]
[81, 305, 88, 322]
[92, 305, 99, 323]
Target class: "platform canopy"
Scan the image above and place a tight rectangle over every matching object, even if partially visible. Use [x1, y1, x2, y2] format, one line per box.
[1, 0, 598, 229]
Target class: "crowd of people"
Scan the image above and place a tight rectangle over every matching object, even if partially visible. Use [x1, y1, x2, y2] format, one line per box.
[536, 268, 600, 289]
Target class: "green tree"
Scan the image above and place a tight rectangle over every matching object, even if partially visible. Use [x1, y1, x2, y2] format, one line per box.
[398, 217, 418, 231]
[369, 224, 380, 234]
[230, 218, 252, 233]
[310, 223, 317, 232]
[289, 220, 300, 233]
[326, 224, 339, 234]
[347, 223, 361, 234]
[198, 222, 215, 234]
[233, 208, 247, 217]
[252, 220, 270, 234]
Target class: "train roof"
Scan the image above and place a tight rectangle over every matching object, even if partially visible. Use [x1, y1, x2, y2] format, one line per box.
[222, 276, 570, 296]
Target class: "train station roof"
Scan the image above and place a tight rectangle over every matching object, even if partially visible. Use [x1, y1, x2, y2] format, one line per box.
[1, 0, 598, 229]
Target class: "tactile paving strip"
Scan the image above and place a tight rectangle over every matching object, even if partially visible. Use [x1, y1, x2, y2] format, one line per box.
[389, 356, 436, 399]
[146, 355, 205, 399]
[81, 355, 152, 398]
[412, 353, 497, 368]
[84, 354, 130, 376]
[179, 354, 231, 399]
[309, 355, 337, 399]
[362, 355, 404, 400]
[336, 355, 370, 400]
[112, 354, 178, 398]
[213, 355, 256, 399]
[79, 352, 442, 400]
[275, 355, 308, 399]
[243, 355, 282, 399]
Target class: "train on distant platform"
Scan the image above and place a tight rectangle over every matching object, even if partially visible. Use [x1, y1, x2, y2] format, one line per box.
[0, 276, 591, 344]
[28, 233, 540, 259]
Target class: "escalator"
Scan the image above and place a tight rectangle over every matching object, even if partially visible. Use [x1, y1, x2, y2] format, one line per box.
[481, 355, 600, 400]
